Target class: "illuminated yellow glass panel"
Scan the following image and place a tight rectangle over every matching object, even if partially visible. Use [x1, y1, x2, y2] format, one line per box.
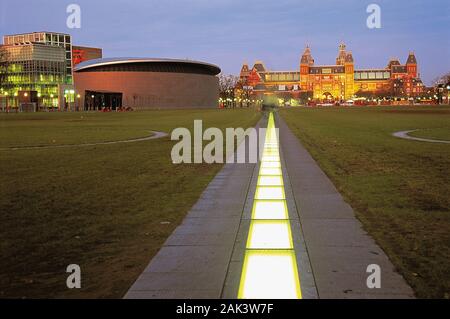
[261, 161, 281, 169]
[258, 175, 283, 186]
[238, 250, 302, 299]
[263, 151, 279, 158]
[259, 168, 282, 176]
[261, 155, 280, 162]
[252, 200, 288, 219]
[247, 220, 293, 249]
[255, 186, 285, 200]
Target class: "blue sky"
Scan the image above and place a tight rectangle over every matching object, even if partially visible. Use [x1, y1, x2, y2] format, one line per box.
[1, 0, 449, 85]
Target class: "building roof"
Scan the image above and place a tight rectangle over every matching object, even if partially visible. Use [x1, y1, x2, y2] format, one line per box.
[345, 52, 354, 63]
[253, 61, 267, 72]
[387, 59, 401, 69]
[3, 31, 71, 37]
[406, 52, 417, 64]
[301, 46, 314, 65]
[392, 65, 407, 73]
[74, 57, 221, 75]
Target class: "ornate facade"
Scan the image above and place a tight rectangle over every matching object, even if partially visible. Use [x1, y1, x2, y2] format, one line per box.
[239, 43, 424, 102]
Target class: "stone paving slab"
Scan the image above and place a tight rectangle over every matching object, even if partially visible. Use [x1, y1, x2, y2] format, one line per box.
[277, 113, 415, 299]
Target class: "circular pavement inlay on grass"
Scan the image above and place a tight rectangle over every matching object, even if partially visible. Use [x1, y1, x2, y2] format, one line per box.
[392, 130, 450, 144]
[0, 131, 169, 151]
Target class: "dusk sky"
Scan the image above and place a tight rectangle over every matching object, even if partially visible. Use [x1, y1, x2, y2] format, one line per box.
[1, 0, 449, 85]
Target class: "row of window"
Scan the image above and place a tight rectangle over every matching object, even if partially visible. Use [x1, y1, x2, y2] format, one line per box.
[264, 73, 300, 82]
[3, 74, 65, 84]
[4, 61, 66, 74]
[355, 71, 390, 80]
[309, 67, 345, 74]
[4, 33, 71, 46]
[261, 72, 392, 82]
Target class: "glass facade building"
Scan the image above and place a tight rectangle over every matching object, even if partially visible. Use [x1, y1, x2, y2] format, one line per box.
[3, 32, 73, 84]
[0, 32, 74, 109]
[0, 43, 67, 108]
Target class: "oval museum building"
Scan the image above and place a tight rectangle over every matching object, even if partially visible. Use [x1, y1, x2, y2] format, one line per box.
[74, 58, 221, 110]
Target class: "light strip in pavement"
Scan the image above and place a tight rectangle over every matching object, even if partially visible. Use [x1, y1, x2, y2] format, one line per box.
[238, 112, 302, 299]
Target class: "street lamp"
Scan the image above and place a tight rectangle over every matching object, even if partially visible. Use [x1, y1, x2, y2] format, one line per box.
[76, 94, 81, 111]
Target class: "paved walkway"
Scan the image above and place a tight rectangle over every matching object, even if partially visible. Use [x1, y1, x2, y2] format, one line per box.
[393, 130, 450, 144]
[125, 113, 414, 299]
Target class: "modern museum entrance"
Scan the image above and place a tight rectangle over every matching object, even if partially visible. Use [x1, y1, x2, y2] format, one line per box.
[84, 90, 123, 111]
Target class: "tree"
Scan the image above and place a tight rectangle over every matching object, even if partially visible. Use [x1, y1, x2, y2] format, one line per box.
[234, 77, 254, 108]
[433, 71, 450, 87]
[218, 74, 239, 108]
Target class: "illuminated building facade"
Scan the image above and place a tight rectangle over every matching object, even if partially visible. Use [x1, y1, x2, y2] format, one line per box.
[3, 32, 74, 84]
[0, 32, 102, 110]
[239, 43, 424, 103]
[0, 43, 68, 108]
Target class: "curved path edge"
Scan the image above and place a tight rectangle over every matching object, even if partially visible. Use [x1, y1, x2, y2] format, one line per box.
[393, 130, 450, 144]
[1, 131, 169, 151]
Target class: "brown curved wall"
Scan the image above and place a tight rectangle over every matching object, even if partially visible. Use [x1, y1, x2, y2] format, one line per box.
[74, 71, 219, 109]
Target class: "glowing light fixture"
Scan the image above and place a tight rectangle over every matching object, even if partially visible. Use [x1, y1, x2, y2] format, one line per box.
[261, 155, 280, 162]
[238, 250, 302, 299]
[258, 176, 283, 186]
[247, 220, 293, 249]
[261, 161, 281, 169]
[252, 200, 288, 220]
[255, 186, 285, 200]
[259, 167, 282, 176]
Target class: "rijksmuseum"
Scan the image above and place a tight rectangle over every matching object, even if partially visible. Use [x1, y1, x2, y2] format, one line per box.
[239, 43, 424, 102]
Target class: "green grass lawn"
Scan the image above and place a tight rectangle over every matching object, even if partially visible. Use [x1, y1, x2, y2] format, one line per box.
[280, 106, 450, 299]
[0, 109, 261, 298]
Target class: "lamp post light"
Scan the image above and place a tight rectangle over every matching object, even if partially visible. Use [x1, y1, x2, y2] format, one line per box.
[76, 94, 81, 111]
[447, 85, 450, 105]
